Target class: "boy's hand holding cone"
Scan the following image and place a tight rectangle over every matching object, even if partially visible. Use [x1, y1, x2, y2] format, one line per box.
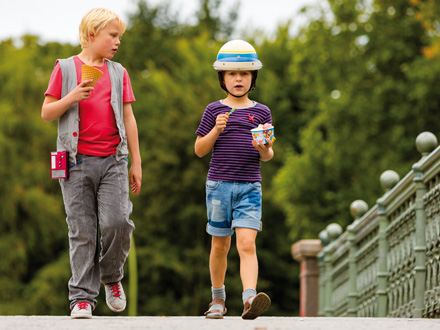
[81, 65, 103, 87]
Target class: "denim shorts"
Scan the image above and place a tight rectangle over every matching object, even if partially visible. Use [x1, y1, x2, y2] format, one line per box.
[205, 180, 262, 237]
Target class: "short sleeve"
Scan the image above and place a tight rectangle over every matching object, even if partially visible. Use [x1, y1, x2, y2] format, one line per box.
[123, 68, 135, 103]
[44, 62, 63, 99]
[195, 106, 216, 137]
[265, 107, 272, 125]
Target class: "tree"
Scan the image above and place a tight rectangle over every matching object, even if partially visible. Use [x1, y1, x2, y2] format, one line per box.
[0, 36, 74, 313]
[0, 0, 300, 316]
[273, 0, 440, 242]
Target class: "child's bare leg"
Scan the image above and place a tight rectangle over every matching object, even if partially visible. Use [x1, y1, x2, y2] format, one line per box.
[209, 236, 231, 288]
[236, 228, 270, 319]
[205, 236, 231, 318]
[236, 228, 258, 290]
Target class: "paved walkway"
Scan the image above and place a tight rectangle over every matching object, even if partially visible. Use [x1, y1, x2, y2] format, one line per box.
[1, 316, 440, 330]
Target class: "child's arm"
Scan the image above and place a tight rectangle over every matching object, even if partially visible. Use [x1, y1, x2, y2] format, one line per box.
[252, 139, 275, 162]
[123, 102, 142, 195]
[195, 112, 229, 157]
[41, 80, 94, 122]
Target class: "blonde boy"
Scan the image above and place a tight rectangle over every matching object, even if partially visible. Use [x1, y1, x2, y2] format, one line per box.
[42, 8, 142, 319]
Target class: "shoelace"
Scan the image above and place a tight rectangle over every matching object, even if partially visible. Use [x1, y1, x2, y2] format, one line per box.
[109, 283, 121, 297]
[77, 302, 89, 310]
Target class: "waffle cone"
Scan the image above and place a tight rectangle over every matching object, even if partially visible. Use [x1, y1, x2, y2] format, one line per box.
[81, 65, 103, 87]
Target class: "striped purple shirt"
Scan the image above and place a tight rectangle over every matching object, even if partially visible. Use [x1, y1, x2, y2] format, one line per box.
[196, 100, 272, 182]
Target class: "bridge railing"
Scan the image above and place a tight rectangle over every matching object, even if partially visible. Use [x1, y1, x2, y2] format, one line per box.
[316, 132, 440, 318]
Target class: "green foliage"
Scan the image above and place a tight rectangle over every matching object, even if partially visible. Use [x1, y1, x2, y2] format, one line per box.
[274, 0, 440, 242]
[3, 0, 439, 318]
[23, 251, 71, 315]
[0, 35, 70, 315]
[0, 0, 298, 317]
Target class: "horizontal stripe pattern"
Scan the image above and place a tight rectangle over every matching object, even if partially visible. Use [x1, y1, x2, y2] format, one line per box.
[217, 52, 259, 62]
[196, 100, 272, 182]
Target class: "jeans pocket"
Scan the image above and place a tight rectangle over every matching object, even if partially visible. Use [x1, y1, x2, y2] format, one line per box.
[206, 180, 220, 190]
[250, 182, 262, 192]
[69, 159, 83, 169]
[112, 155, 129, 163]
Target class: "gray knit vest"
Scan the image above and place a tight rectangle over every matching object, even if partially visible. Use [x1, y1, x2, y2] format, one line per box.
[57, 56, 128, 164]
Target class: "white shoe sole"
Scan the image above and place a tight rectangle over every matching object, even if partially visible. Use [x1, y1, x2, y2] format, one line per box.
[106, 299, 126, 313]
[71, 312, 92, 319]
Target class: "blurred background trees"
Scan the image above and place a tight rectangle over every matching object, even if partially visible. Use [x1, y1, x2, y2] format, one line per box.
[0, 0, 439, 316]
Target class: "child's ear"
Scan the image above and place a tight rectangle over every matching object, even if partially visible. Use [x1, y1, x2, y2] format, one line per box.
[89, 32, 95, 41]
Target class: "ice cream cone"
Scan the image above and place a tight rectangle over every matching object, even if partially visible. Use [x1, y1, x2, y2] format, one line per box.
[81, 65, 103, 87]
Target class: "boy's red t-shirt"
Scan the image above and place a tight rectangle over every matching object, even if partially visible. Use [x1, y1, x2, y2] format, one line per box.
[45, 56, 135, 157]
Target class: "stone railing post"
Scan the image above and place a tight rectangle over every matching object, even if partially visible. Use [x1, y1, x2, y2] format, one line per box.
[412, 132, 437, 317]
[317, 229, 330, 317]
[292, 240, 323, 316]
[320, 224, 342, 316]
[347, 200, 369, 317]
[377, 170, 400, 317]
[324, 250, 333, 316]
[317, 253, 326, 316]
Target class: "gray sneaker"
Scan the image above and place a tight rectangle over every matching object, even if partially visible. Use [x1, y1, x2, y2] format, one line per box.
[105, 281, 126, 312]
[71, 301, 92, 319]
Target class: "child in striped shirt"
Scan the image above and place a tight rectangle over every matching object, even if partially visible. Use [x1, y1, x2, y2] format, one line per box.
[195, 40, 275, 320]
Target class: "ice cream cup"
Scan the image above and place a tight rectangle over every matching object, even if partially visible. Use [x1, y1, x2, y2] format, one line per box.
[251, 127, 275, 144]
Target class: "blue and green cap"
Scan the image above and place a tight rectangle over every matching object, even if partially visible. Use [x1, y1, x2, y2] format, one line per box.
[213, 40, 263, 71]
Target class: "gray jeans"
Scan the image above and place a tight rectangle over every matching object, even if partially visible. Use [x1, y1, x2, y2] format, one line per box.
[59, 154, 135, 309]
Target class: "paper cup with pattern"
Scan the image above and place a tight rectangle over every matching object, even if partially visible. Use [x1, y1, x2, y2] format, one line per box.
[251, 126, 275, 144]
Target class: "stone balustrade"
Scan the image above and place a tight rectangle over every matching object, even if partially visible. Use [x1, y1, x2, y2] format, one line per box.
[292, 132, 440, 318]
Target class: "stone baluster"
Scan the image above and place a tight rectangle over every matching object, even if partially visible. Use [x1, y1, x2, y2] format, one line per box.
[321, 223, 342, 316]
[413, 132, 437, 317]
[317, 230, 330, 316]
[377, 170, 400, 317]
[347, 200, 369, 316]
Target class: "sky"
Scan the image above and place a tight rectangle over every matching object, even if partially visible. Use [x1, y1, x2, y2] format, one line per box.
[1, 0, 328, 44]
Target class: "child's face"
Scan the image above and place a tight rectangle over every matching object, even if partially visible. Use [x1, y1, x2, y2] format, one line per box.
[90, 19, 123, 59]
[223, 71, 252, 97]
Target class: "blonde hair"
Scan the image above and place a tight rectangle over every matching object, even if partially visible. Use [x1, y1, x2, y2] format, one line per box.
[79, 8, 126, 49]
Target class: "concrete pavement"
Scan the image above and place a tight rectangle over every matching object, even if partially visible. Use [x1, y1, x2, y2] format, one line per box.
[1, 316, 440, 330]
